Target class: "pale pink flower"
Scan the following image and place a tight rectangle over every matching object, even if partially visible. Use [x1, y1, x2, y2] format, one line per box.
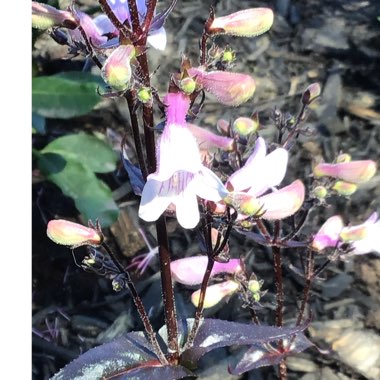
[170, 256, 242, 286]
[191, 280, 239, 308]
[311, 216, 344, 252]
[138, 92, 228, 229]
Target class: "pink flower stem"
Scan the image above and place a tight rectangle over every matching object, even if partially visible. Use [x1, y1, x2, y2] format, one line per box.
[101, 241, 168, 365]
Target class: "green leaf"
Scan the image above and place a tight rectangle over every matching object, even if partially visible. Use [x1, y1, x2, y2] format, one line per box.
[32, 112, 46, 134]
[38, 153, 119, 227]
[42, 133, 118, 173]
[32, 72, 102, 119]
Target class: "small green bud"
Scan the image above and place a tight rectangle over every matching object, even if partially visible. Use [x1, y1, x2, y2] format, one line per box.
[233, 115, 259, 136]
[180, 77, 196, 94]
[248, 279, 261, 293]
[336, 153, 351, 163]
[137, 87, 152, 103]
[332, 181, 357, 196]
[313, 185, 328, 199]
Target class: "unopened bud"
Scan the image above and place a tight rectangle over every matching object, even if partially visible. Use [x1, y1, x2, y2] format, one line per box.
[233, 115, 259, 136]
[313, 160, 376, 184]
[224, 192, 262, 216]
[32, 2, 77, 30]
[191, 280, 239, 308]
[332, 181, 358, 196]
[180, 77, 197, 94]
[336, 153, 351, 163]
[209, 8, 274, 38]
[47, 220, 103, 248]
[301, 83, 321, 105]
[222, 49, 235, 63]
[248, 279, 261, 293]
[189, 68, 256, 106]
[101, 45, 135, 91]
[313, 185, 328, 199]
[137, 87, 152, 103]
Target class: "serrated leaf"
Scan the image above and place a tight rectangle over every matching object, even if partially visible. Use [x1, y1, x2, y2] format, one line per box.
[42, 133, 118, 173]
[51, 332, 193, 380]
[32, 72, 102, 119]
[38, 152, 119, 227]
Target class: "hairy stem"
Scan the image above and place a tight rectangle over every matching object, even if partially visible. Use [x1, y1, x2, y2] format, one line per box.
[101, 242, 168, 364]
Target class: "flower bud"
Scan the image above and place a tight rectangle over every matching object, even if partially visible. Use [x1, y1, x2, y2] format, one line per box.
[248, 279, 261, 293]
[101, 45, 135, 91]
[311, 215, 344, 251]
[222, 49, 235, 63]
[332, 181, 358, 196]
[340, 224, 371, 242]
[171, 256, 242, 286]
[137, 87, 152, 104]
[216, 119, 230, 135]
[47, 220, 103, 248]
[301, 83, 321, 105]
[313, 160, 376, 184]
[188, 123, 234, 151]
[224, 192, 262, 216]
[232, 115, 259, 136]
[189, 68, 256, 106]
[32, 2, 77, 30]
[336, 153, 351, 163]
[313, 185, 328, 199]
[179, 77, 197, 94]
[191, 280, 239, 308]
[258, 180, 305, 220]
[209, 8, 274, 38]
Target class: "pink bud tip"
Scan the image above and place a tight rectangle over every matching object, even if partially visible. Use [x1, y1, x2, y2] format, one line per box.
[171, 256, 242, 286]
[210, 8, 274, 38]
[233, 116, 259, 136]
[188, 123, 234, 151]
[47, 220, 103, 248]
[311, 216, 344, 251]
[313, 160, 377, 184]
[32, 2, 77, 30]
[332, 181, 358, 196]
[188, 68, 256, 106]
[191, 280, 239, 308]
[101, 45, 135, 91]
[301, 83, 321, 105]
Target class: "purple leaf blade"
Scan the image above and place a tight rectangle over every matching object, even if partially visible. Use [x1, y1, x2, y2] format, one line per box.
[51, 331, 193, 379]
[179, 319, 308, 366]
[229, 333, 314, 375]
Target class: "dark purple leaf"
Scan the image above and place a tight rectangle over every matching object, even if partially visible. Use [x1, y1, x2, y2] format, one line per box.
[150, 0, 178, 31]
[235, 229, 307, 248]
[229, 333, 314, 375]
[178, 319, 308, 366]
[121, 152, 145, 196]
[51, 331, 192, 379]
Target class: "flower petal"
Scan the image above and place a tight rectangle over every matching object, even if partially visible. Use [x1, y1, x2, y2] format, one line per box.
[174, 188, 200, 228]
[138, 179, 172, 222]
[192, 167, 228, 202]
[147, 26, 167, 50]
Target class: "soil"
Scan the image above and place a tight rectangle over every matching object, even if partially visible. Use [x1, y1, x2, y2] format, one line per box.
[32, 1, 380, 379]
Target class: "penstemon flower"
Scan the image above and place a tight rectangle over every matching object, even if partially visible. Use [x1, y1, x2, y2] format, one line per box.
[138, 92, 228, 229]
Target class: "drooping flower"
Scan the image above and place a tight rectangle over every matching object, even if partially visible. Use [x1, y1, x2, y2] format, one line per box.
[47, 220, 103, 248]
[171, 256, 242, 286]
[311, 216, 344, 252]
[209, 8, 274, 38]
[313, 160, 377, 184]
[188, 67, 256, 107]
[138, 92, 228, 229]
[191, 280, 239, 308]
[101, 44, 135, 90]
